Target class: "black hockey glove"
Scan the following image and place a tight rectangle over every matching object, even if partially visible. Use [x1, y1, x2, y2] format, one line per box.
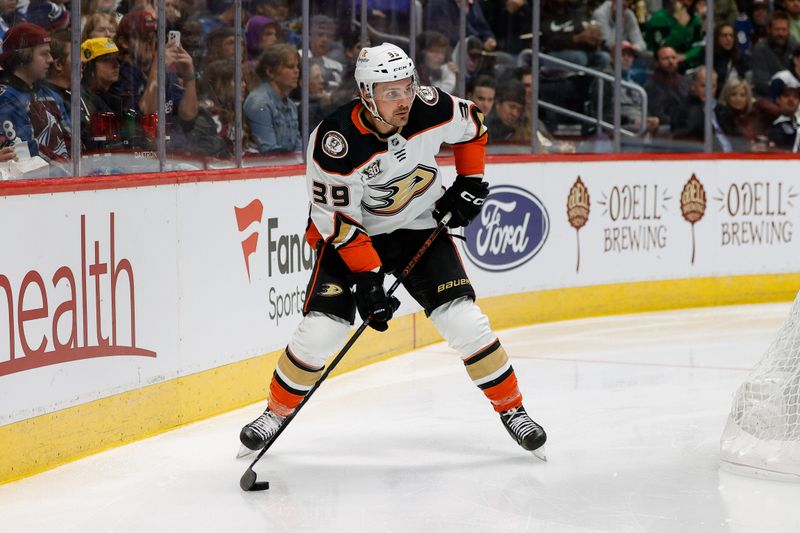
[354, 271, 400, 332]
[434, 175, 490, 228]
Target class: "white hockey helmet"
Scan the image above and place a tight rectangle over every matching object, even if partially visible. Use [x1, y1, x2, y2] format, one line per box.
[354, 43, 418, 121]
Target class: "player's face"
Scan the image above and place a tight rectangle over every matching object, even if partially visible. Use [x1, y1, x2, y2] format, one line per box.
[371, 77, 415, 128]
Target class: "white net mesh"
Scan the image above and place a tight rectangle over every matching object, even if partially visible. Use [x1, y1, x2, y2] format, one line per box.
[720, 291, 800, 480]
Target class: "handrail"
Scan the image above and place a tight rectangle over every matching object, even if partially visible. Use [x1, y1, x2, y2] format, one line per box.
[538, 51, 649, 137]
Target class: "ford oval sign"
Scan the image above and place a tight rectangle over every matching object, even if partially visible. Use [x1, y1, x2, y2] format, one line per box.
[462, 185, 549, 272]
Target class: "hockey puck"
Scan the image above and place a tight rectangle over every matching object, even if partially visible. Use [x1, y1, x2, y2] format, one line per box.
[240, 469, 270, 491]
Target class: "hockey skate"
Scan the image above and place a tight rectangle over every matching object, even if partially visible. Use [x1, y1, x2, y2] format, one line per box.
[237, 408, 286, 458]
[500, 406, 547, 461]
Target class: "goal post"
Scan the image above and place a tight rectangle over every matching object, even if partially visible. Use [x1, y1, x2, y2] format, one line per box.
[720, 291, 800, 480]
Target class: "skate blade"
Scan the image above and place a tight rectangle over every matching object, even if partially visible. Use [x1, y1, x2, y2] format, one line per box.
[532, 446, 547, 462]
[236, 444, 257, 459]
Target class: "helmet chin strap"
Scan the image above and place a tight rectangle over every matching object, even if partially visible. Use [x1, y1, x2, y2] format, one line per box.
[361, 95, 396, 128]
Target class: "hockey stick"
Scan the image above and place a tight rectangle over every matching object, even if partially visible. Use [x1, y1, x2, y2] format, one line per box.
[240, 213, 452, 492]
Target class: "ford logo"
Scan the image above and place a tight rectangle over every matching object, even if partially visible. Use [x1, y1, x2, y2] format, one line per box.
[462, 185, 549, 272]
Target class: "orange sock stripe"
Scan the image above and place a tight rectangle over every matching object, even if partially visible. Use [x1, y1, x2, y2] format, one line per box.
[268, 373, 305, 417]
[481, 370, 523, 413]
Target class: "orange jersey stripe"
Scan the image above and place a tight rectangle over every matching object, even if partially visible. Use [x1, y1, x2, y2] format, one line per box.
[453, 133, 487, 177]
[339, 233, 382, 273]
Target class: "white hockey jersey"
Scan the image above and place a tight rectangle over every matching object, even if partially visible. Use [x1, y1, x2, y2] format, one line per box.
[305, 85, 487, 274]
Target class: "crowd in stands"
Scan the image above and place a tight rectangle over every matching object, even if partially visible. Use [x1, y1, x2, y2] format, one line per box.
[1, 0, 800, 173]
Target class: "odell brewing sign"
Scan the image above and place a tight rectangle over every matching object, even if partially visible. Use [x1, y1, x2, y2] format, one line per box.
[462, 185, 549, 272]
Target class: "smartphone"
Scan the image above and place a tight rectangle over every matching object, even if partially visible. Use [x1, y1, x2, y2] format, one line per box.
[168, 30, 181, 48]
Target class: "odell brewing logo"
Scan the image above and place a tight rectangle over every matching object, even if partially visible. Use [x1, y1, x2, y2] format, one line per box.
[680, 174, 706, 264]
[567, 176, 590, 272]
[463, 185, 549, 272]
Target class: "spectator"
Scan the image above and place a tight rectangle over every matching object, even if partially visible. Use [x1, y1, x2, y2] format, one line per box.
[80, 37, 123, 150]
[645, 0, 704, 68]
[111, 9, 198, 149]
[769, 47, 800, 109]
[199, 0, 239, 36]
[41, 29, 75, 128]
[787, 0, 800, 44]
[645, 46, 690, 130]
[424, 0, 496, 51]
[416, 31, 456, 94]
[353, 0, 411, 36]
[589, 41, 660, 135]
[308, 59, 332, 129]
[466, 74, 495, 116]
[197, 58, 237, 156]
[81, 13, 117, 41]
[205, 26, 237, 64]
[459, 35, 495, 88]
[244, 43, 301, 153]
[329, 29, 364, 68]
[766, 84, 800, 150]
[749, 0, 770, 48]
[26, 0, 69, 31]
[670, 65, 717, 142]
[541, 0, 609, 69]
[86, 0, 122, 18]
[308, 15, 343, 91]
[713, 22, 749, 94]
[751, 11, 798, 97]
[486, 79, 526, 143]
[165, 0, 185, 31]
[0, 23, 70, 161]
[0, 0, 25, 41]
[252, 0, 299, 47]
[481, 0, 532, 55]
[715, 78, 769, 151]
[592, 0, 647, 54]
[713, 0, 738, 27]
[245, 15, 282, 63]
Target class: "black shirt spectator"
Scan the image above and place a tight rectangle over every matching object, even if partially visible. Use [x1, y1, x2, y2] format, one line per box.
[751, 11, 799, 97]
[481, 0, 532, 55]
[645, 46, 691, 130]
[670, 66, 718, 142]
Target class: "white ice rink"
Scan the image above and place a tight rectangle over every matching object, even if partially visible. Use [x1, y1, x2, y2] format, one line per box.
[4, 303, 800, 533]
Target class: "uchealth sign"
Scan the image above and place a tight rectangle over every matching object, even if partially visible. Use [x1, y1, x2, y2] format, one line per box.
[0, 213, 155, 377]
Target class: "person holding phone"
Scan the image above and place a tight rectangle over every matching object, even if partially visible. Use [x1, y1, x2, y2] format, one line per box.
[110, 9, 197, 149]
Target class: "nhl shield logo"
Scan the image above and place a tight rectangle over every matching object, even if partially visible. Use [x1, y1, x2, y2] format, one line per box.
[322, 131, 348, 158]
[417, 85, 439, 106]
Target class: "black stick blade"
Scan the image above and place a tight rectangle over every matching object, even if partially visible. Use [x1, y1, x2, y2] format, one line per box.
[240, 468, 269, 491]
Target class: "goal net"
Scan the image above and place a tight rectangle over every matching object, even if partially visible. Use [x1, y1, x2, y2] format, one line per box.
[720, 291, 800, 480]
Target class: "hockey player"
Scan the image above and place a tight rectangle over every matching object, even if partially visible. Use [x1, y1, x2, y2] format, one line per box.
[240, 43, 546, 455]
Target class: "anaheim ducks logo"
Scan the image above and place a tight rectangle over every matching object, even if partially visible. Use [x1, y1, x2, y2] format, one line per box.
[417, 85, 439, 106]
[362, 164, 437, 216]
[317, 283, 344, 297]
